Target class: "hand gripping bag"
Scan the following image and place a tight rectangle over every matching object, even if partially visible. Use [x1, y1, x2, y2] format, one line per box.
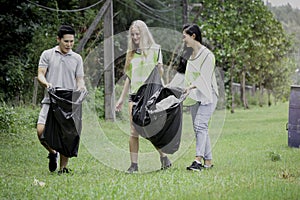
[132, 67, 185, 154]
[41, 88, 88, 157]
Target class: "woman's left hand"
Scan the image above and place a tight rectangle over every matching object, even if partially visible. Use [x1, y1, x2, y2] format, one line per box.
[184, 85, 195, 94]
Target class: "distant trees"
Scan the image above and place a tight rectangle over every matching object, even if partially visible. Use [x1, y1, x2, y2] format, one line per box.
[191, 0, 295, 112]
[268, 4, 300, 86]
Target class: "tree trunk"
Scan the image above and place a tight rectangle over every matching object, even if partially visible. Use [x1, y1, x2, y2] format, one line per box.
[230, 62, 235, 113]
[259, 82, 264, 107]
[251, 83, 256, 96]
[240, 69, 249, 109]
[267, 89, 271, 106]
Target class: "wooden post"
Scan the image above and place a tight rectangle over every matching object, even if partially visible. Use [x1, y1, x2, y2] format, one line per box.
[32, 76, 38, 105]
[182, 0, 188, 24]
[76, 0, 111, 53]
[104, 0, 115, 121]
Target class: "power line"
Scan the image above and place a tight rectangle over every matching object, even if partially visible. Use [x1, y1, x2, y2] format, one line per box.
[27, 0, 181, 28]
[26, 0, 104, 12]
[134, 0, 181, 28]
[135, 0, 173, 13]
[135, 0, 172, 22]
[118, 0, 179, 27]
[116, 0, 177, 26]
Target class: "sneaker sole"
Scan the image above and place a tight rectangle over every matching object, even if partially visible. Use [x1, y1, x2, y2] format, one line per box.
[161, 164, 172, 170]
[125, 171, 138, 174]
[187, 167, 202, 171]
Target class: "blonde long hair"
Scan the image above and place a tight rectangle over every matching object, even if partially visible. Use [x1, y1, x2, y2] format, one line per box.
[124, 20, 156, 72]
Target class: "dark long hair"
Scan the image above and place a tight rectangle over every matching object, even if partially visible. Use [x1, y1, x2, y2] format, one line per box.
[176, 24, 202, 74]
[184, 24, 202, 44]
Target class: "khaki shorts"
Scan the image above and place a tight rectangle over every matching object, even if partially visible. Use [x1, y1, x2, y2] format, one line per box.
[37, 104, 50, 125]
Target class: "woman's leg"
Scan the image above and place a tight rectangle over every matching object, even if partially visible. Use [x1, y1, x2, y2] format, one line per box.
[128, 102, 139, 163]
[157, 148, 172, 169]
[128, 102, 171, 171]
[203, 93, 218, 166]
[191, 101, 215, 163]
[59, 154, 69, 170]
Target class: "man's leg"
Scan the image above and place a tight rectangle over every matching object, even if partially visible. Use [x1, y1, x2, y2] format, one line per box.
[37, 124, 56, 154]
[37, 104, 58, 172]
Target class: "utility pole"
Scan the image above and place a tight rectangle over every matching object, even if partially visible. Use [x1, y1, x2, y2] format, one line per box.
[104, 0, 115, 121]
[182, 0, 188, 24]
[76, 0, 111, 53]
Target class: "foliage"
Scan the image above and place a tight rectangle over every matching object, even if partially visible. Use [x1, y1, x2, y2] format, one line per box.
[267, 4, 300, 85]
[0, 0, 298, 113]
[191, 0, 295, 109]
[0, 0, 43, 102]
[94, 86, 105, 119]
[0, 0, 99, 104]
[0, 103, 39, 135]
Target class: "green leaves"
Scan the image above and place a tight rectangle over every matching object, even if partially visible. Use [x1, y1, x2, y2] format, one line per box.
[196, 0, 294, 106]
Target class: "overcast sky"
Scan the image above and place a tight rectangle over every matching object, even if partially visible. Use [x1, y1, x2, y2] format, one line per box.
[264, 0, 300, 9]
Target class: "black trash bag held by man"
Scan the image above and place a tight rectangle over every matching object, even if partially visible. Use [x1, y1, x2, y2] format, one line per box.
[41, 88, 88, 157]
[132, 67, 185, 154]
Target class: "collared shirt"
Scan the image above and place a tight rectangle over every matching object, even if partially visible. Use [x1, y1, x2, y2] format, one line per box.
[39, 46, 84, 103]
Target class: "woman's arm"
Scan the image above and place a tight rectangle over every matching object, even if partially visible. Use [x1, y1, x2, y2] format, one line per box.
[115, 77, 130, 112]
[157, 63, 164, 77]
[157, 47, 164, 76]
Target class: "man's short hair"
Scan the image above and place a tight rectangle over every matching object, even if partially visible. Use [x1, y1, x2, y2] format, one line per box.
[57, 25, 75, 38]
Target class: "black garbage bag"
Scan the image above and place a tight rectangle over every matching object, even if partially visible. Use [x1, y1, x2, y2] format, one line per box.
[132, 67, 185, 154]
[41, 88, 88, 157]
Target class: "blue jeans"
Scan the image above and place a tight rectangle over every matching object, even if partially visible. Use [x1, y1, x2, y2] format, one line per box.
[190, 92, 217, 160]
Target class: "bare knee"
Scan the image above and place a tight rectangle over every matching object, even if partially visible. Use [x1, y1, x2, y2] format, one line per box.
[130, 128, 139, 141]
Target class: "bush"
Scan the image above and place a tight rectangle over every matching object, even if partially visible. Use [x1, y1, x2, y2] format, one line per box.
[0, 103, 39, 135]
[94, 87, 105, 119]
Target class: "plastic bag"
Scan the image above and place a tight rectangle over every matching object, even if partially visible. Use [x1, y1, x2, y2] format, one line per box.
[132, 67, 185, 154]
[41, 88, 88, 157]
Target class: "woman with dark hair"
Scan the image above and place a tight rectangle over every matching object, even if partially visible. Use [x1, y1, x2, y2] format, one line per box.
[168, 24, 193, 88]
[182, 24, 219, 171]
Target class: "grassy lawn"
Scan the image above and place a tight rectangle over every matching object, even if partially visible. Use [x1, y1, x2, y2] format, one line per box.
[1, 102, 299, 199]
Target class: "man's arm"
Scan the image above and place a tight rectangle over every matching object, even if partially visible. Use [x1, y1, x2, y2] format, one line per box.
[38, 67, 51, 88]
[76, 76, 86, 91]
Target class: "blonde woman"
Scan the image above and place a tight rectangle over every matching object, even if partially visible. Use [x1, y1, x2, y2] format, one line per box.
[115, 20, 171, 173]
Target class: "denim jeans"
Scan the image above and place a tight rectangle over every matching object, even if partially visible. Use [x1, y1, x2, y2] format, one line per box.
[190, 92, 217, 160]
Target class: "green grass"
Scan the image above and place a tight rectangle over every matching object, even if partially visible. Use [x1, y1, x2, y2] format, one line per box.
[1, 102, 300, 199]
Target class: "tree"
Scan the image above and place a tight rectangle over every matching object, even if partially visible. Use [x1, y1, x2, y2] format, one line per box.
[193, 0, 294, 111]
[0, 0, 100, 103]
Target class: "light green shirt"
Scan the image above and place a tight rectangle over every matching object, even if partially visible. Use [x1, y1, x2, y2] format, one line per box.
[126, 44, 162, 94]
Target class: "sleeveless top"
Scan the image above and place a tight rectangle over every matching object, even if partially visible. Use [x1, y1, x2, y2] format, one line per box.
[126, 44, 162, 94]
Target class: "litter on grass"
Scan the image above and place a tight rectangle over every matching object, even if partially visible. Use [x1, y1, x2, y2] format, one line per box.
[33, 178, 45, 187]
